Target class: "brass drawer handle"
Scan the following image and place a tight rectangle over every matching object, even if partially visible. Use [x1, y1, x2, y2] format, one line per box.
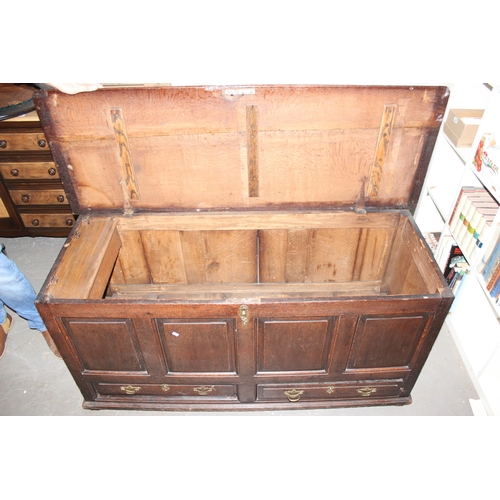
[326, 386, 335, 394]
[0, 140, 7, 148]
[57, 195, 65, 203]
[120, 385, 141, 395]
[10, 168, 19, 177]
[194, 386, 215, 396]
[161, 384, 170, 392]
[48, 167, 57, 176]
[31, 219, 40, 226]
[66, 218, 74, 226]
[21, 194, 30, 203]
[284, 389, 304, 402]
[357, 387, 377, 397]
[38, 139, 47, 148]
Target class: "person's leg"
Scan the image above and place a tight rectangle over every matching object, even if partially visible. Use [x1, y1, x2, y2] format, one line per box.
[0, 251, 47, 331]
[0, 251, 60, 357]
[0, 297, 7, 324]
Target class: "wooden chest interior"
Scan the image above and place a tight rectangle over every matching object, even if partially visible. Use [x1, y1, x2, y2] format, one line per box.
[45, 210, 445, 302]
[34, 85, 453, 411]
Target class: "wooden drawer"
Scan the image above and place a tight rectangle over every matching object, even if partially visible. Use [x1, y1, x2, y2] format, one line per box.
[257, 380, 404, 403]
[0, 162, 59, 180]
[95, 382, 237, 399]
[20, 212, 76, 228]
[0, 132, 49, 151]
[10, 189, 67, 206]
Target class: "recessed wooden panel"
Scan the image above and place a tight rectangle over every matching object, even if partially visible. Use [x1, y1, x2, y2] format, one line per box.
[348, 314, 430, 370]
[259, 227, 394, 283]
[257, 318, 334, 373]
[62, 318, 146, 373]
[259, 129, 377, 204]
[179, 230, 258, 284]
[306, 228, 361, 282]
[156, 319, 237, 373]
[141, 230, 187, 284]
[116, 230, 151, 284]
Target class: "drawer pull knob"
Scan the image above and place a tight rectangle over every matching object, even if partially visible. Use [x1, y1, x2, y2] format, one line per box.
[48, 168, 57, 176]
[284, 389, 304, 402]
[65, 218, 74, 226]
[326, 386, 335, 394]
[161, 384, 170, 392]
[10, 169, 19, 177]
[38, 139, 47, 148]
[21, 194, 30, 203]
[238, 304, 250, 325]
[357, 387, 377, 397]
[120, 385, 141, 395]
[194, 386, 215, 396]
[0, 140, 6, 148]
[31, 219, 40, 226]
[57, 195, 65, 203]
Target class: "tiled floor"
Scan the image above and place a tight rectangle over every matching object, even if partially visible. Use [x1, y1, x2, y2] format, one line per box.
[0, 236, 480, 416]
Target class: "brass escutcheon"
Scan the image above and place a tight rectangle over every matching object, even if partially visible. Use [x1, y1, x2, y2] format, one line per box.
[238, 304, 250, 325]
[120, 385, 141, 395]
[326, 386, 335, 394]
[284, 389, 304, 402]
[357, 387, 377, 397]
[161, 384, 170, 392]
[194, 386, 215, 396]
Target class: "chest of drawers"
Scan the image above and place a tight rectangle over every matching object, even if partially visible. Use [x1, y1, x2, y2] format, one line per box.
[0, 115, 76, 236]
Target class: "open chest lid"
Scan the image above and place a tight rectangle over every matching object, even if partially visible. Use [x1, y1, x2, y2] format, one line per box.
[34, 85, 449, 215]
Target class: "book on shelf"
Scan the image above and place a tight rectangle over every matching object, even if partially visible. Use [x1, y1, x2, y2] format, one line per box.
[476, 219, 500, 302]
[448, 270, 470, 313]
[480, 238, 500, 284]
[423, 232, 441, 254]
[473, 133, 500, 200]
[472, 132, 500, 179]
[465, 206, 497, 258]
[449, 186, 482, 234]
[449, 267, 469, 294]
[448, 186, 499, 259]
[442, 243, 469, 294]
[443, 243, 464, 280]
[466, 218, 493, 259]
[477, 221, 500, 274]
[487, 262, 500, 293]
[436, 234, 456, 273]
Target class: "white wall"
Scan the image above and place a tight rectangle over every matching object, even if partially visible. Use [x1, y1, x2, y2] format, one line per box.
[7, 1, 496, 86]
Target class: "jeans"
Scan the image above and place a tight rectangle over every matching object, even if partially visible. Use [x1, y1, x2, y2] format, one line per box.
[0, 249, 46, 332]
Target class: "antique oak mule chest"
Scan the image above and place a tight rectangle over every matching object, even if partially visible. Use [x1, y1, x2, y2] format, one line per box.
[34, 85, 453, 411]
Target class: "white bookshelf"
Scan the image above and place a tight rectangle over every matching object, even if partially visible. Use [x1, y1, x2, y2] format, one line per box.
[415, 83, 500, 415]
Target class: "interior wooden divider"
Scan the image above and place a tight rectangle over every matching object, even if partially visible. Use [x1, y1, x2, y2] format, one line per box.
[45, 217, 121, 299]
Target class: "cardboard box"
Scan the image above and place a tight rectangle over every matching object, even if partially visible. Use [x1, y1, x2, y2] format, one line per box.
[444, 109, 483, 148]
